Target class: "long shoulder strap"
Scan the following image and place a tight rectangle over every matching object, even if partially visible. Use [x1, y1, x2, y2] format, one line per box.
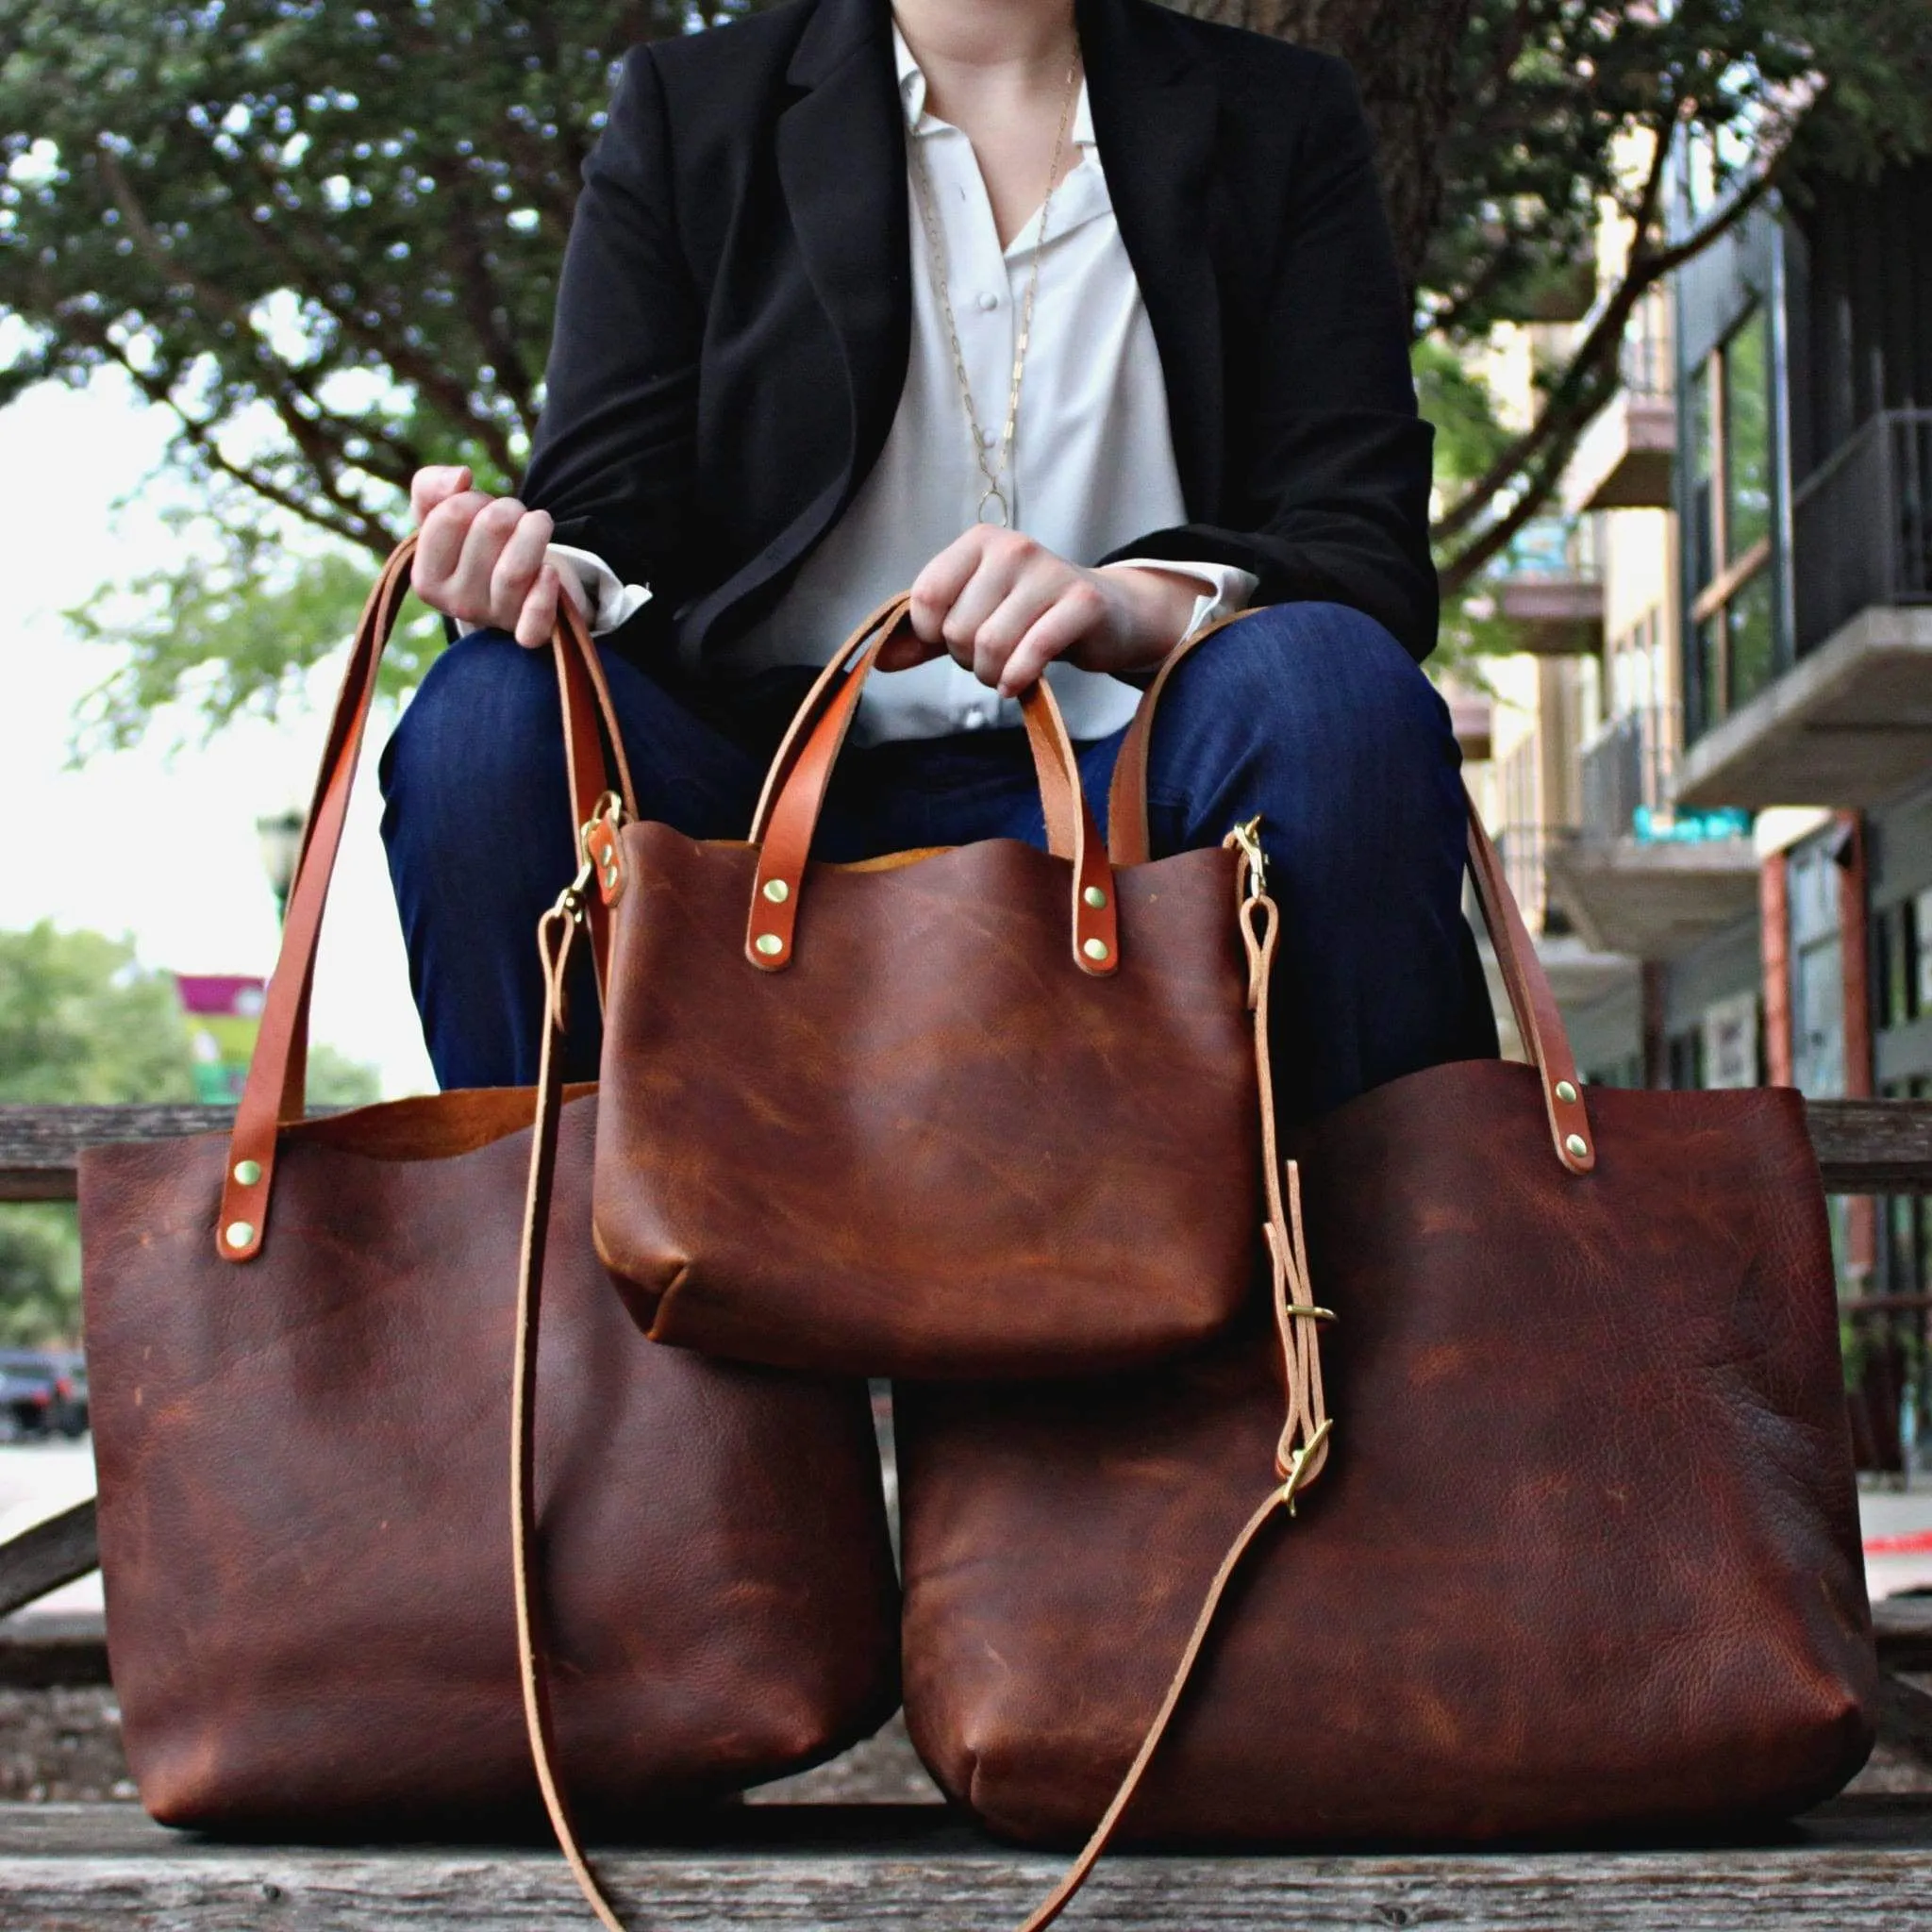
[508, 841, 1331, 1930]
[1107, 610, 1595, 1178]
[218, 536, 633, 1266]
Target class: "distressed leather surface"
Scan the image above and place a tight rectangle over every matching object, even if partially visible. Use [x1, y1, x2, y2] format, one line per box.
[897, 1064, 1875, 1843]
[594, 824, 1259, 1378]
[79, 1092, 900, 1835]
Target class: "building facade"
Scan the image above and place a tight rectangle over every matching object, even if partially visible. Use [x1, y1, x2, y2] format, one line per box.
[1464, 148, 1932, 1469]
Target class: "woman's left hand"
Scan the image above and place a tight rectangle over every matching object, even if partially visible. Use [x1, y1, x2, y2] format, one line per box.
[883, 527, 1200, 693]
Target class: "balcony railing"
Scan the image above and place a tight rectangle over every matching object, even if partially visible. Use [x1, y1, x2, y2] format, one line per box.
[1792, 408, 1932, 658]
[1575, 707, 1751, 844]
[1492, 824, 1572, 938]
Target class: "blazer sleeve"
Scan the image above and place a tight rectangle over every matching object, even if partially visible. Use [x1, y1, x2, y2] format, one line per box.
[1095, 56, 1440, 662]
[518, 43, 699, 657]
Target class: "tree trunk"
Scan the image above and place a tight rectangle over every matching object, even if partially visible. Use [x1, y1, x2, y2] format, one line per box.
[1163, 0, 1474, 308]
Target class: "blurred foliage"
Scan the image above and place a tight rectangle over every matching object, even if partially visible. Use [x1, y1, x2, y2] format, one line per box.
[1421, 0, 1932, 348]
[2, 0, 1930, 722]
[0, 924, 199, 1107]
[0, 922, 193, 1348]
[64, 504, 443, 758]
[0, 923, 377, 1342]
[0, 1209, 79, 1347]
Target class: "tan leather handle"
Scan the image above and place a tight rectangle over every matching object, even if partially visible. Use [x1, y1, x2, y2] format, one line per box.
[1107, 610, 1595, 1175]
[743, 596, 1118, 977]
[216, 534, 633, 1264]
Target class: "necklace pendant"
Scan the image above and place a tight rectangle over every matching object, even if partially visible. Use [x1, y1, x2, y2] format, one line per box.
[976, 488, 1011, 527]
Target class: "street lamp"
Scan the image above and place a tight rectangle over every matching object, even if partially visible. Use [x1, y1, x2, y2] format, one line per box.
[255, 808, 308, 925]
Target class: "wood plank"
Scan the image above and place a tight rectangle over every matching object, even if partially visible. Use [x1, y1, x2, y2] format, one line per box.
[1811, 1099, 1932, 1193]
[1881, 1673, 1932, 1760]
[8, 1099, 1932, 1201]
[0, 1628, 110, 1689]
[0, 1599, 1918, 1692]
[7, 1797, 1932, 1930]
[0, 1501, 98, 1621]
[0, 1104, 234, 1201]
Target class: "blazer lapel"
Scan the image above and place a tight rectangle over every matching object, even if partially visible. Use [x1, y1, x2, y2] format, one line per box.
[686, 0, 909, 660]
[1079, 0, 1224, 520]
[777, 0, 910, 510]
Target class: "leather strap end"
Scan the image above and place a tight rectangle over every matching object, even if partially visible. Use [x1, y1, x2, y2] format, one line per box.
[213, 1144, 272, 1263]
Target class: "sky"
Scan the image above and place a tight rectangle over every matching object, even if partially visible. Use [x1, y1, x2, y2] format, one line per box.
[0, 364, 437, 1099]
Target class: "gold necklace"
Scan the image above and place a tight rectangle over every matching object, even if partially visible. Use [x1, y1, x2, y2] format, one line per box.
[906, 49, 1082, 528]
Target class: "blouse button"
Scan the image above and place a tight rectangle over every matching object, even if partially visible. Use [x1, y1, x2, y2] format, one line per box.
[976, 291, 999, 311]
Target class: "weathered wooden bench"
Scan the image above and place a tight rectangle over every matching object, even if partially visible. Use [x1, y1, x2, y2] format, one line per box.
[6, 1097, 1932, 1930]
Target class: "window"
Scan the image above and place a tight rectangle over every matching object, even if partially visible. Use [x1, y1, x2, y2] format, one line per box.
[1723, 308, 1772, 559]
[1688, 305, 1782, 730]
[1919, 887, 1932, 1013]
[1667, 1026, 1706, 1091]
[1726, 568, 1777, 713]
[1788, 835, 1846, 1097]
[1874, 892, 1932, 1032]
[1701, 991, 1762, 1089]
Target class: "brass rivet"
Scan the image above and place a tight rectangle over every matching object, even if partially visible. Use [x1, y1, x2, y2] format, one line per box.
[762, 878, 791, 904]
[232, 1159, 261, 1187]
[1564, 1134, 1589, 1159]
[1082, 937, 1110, 962]
[755, 933, 784, 957]
[225, 1221, 256, 1251]
[1555, 1080, 1578, 1105]
[1082, 885, 1108, 909]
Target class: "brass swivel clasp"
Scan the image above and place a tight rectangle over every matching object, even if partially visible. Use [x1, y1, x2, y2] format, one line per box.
[1228, 815, 1268, 899]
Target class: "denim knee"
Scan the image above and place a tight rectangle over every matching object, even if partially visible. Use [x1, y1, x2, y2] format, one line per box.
[1172, 601, 1452, 779]
[378, 627, 575, 858]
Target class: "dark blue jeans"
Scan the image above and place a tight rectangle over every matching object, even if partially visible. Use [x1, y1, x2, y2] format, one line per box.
[378, 601, 1497, 1115]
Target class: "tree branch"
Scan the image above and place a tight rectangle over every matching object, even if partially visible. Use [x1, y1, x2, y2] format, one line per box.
[1431, 109, 1674, 549]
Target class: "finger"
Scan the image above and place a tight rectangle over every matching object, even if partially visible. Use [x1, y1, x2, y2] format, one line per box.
[409, 464, 473, 525]
[968, 577, 1060, 689]
[874, 624, 945, 673]
[943, 533, 1038, 663]
[555, 564, 590, 617]
[514, 567, 562, 651]
[908, 528, 991, 645]
[450, 496, 528, 621]
[413, 491, 491, 608]
[999, 586, 1104, 695]
[488, 508, 555, 628]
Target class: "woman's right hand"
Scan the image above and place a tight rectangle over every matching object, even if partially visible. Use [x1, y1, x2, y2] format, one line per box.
[409, 465, 581, 649]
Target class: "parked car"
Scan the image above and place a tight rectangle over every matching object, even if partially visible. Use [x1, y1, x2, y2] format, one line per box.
[45, 1350, 88, 1439]
[0, 1349, 88, 1441]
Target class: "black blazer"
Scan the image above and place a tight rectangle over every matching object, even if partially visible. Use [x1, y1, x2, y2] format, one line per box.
[520, 0, 1438, 670]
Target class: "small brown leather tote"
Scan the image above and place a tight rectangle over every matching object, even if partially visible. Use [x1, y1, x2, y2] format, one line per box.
[76, 539, 901, 1834]
[891, 617, 1878, 1854]
[571, 591, 1268, 1380]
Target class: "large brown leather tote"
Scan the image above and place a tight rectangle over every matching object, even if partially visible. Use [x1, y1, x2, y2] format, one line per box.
[76, 539, 900, 1834]
[575, 592, 1264, 1380]
[891, 618, 1878, 1857]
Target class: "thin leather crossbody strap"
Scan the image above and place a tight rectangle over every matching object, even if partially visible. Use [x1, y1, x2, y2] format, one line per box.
[217, 536, 630, 1265]
[1105, 610, 1596, 1176]
[510, 841, 1331, 1931]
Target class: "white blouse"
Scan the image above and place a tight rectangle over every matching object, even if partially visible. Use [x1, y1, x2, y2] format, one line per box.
[548, 26, 1255, 744]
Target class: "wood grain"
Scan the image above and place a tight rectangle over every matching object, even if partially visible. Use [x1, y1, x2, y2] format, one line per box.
[0, 1104, 234, 1201]
[0, 1501, 99, 1621]
[8, 1099, 1932, 1201]
[7, 1798, 1932, 1930]
[1808, 1099, 1932, 1193]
